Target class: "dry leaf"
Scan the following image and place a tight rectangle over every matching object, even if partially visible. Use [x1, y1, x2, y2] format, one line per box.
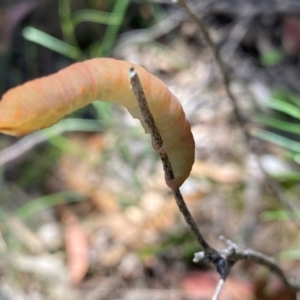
[192, 160, 243, 184]
[60, 205, 89, 285]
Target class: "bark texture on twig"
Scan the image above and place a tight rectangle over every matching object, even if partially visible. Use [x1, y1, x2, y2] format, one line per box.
[129, 67, 227, 278]
[195, 236, 300, 291]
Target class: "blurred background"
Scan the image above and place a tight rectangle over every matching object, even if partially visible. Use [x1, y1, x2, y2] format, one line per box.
[0, 0, 300, 299]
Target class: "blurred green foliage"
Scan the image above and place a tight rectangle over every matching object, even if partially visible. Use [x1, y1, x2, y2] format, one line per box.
[254, 89, 300, 157]
[255, 89, 300, 259]
[261, 210, 300, 221]
[23, 26, 84, 60]
[138, 231, 199, 266]
[0, 0, 166, 220]
[259, 48, 284, 66]
[16, 191, 84, 220]
[23, 0, 132, 58]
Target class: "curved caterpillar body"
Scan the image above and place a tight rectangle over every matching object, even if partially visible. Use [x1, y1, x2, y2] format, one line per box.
[0, 58, 195, 189]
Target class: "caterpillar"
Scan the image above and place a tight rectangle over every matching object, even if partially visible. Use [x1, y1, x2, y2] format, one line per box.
[0, 58, 195, 189]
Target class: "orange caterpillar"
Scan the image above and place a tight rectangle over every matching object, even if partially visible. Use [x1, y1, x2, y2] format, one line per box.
[0, 58, 195, 189]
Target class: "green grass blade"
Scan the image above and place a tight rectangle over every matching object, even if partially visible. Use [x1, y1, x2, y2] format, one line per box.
[288, 92, 300, 109]
[259, 48, 283, 66]
[147, 1, 167, 24]
[252, 128, 300, 152]
[22, 27, 83, 60]
[268, 98, 300, 119]
[92, 101, 115, 126]
[271, 171, 300, 181]
[59, 0, 79, 47]
[42, 118, 104, 134]
[271, 89, 300, 109]
[254, 114, 300, 135]
[16, 191, 84, 220]
[260, 210, 300, 221]
[280, 250, 300, 260]
[0, 118, 103, 167]
[72, 9, 120, 26]
[90, 0, 131, 57]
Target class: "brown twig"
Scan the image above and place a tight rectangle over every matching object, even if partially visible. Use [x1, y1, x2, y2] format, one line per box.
[173, 0, 300, 297]
[195, 236, 300, 291]
[173, 0, 249, 138]
[129, 67, 227, 278]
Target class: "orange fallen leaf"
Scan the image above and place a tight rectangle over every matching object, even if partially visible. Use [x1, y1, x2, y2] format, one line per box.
[60, 205, 89, 285]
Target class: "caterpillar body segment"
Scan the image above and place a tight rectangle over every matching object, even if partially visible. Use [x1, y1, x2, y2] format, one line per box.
[0, 58, 195, 189]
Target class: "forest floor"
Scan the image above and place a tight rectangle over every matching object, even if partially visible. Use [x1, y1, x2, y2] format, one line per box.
[0, 1, 300, 299]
